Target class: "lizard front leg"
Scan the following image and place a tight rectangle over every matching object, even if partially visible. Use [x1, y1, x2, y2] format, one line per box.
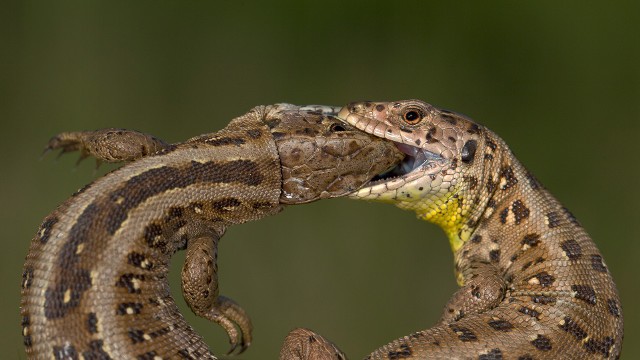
[45, 128, 170, 163]
[439, 257, 507, 324]
[181, 230, 253, 354]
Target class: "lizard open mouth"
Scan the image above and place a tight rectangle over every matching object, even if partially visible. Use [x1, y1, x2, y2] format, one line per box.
[370, 143, 444, 184]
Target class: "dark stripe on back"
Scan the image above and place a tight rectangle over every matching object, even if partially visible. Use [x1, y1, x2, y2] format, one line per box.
[45, 159, 264, 319]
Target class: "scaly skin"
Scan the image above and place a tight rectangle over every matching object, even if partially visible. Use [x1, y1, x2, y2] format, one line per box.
[281, 100, 623, 359]
[20, 104, 404, 359]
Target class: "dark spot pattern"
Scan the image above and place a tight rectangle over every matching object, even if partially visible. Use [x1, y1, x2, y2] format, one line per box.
[499, 208, 509, 224]
[525, 171, 541, 190]
[562, 207, 581, 227]
[128, 329, 146, 344]
[206, 137, 246, 146]
[22, 315, 31, 347]
[467, 123, 481, 134]
[531, 334, 552, 351]
[471, 235, 483, 243]
[465, 176, 478, 190]
[82, 340, 112, 359]
[22, 267, 33, 289]
[252, 201, 273, 210]
[560, 239, 582, 260]
[442, 114, 458, 125]
[375, 104, 386, 111]
[116, 273, 145, 294]
[511, 200, 530, 225]
[388, 343, 412, 359]
[531, 295, 557, 305]
[128, 252, 153, 270]
[517, 355, 534, 360]
[500, 166, 518, 190]
[584, 336, 614, 357]
[607, 299, 621, 317]
[518, 306, 540, 319]
[471, 285, 481, 298]
[425, 127, 437, 143]
[44, 270, 92, 319]
[478, 348, 503, 360]
[488, 319, 513, 331]
[530, 272, 555, 287]
[450, 325, 478, 342]
[137, 351, 158, 360]
[572, 285, 597, 305]
[245, 129, 262, 139]
[546, 211, 561, 228]
[486, 176, 497, 193]
[38, 216, 58, 243]
[177, 349, 197, 360]
[53, 343, 78, 359]
[211, 197, 242, 211]
[559, 316, 587, 340]
[167, 206, 183, 218]
[117, 302, 144, 315]
[144, 223, 166, 253]
[591, 255, 608, 272]
[87, 312, 98, 334]
[522, 233, 540, 247]
[489, 249, 501, 263]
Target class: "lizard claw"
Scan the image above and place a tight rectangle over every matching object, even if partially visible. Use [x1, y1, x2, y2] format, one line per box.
[204, 295, 253, 355]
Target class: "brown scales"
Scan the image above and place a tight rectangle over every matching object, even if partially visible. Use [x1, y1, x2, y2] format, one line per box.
[20, 104, 404, 359]
[281, 100, 624, 359]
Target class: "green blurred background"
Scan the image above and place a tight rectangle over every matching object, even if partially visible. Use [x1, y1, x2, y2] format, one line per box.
[2, 1, 638, 358]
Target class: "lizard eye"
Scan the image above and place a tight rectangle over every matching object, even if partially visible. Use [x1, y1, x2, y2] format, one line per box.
[402, 109, 424, 125]
[329, 123, 346, 132]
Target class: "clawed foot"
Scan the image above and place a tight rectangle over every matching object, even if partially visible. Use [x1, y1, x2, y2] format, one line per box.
[43, 128, 169, 164]
[204, 296, 253, 355]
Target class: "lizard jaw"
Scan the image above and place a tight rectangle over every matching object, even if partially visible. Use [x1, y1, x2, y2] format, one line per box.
[361, 142, 445, 192]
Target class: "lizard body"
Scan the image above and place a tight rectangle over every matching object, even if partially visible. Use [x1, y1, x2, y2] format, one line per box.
[281, 100, 623, 359]
[21, 104, 404, 359]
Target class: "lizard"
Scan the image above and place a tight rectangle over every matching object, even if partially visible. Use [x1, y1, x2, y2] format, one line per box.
[20, 103, 405, 360]
[280, 100, 623, 359]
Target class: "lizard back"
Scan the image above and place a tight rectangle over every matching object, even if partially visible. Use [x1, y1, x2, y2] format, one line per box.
[21, 104, 404, 359]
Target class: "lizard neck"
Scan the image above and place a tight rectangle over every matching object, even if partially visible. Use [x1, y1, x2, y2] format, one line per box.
[406, 132, 510, 254]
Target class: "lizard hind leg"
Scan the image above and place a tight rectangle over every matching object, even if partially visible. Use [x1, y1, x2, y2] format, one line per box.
[181, 233, 253, 355]
[44, 128, 170, 164]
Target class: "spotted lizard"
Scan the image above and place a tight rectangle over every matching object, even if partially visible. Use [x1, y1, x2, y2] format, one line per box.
[20, 103, 405, 359]
[281, 100, 623, 359]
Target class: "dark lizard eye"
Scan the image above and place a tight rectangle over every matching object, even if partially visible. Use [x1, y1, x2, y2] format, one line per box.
[329, 123, 346, 132]
[402, 109, 423, 124]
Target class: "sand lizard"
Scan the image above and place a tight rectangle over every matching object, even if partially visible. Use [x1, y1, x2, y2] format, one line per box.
[20, 104, 404, 359]
[281, 100, 623, 359]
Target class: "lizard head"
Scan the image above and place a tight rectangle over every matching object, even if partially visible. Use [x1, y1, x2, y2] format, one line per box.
[337, 100, 489, 233]
[266, 104, 406, 204]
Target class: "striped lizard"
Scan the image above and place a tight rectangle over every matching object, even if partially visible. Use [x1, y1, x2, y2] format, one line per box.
[20, 103, 405, 359]
[281, 100, 623, 359]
